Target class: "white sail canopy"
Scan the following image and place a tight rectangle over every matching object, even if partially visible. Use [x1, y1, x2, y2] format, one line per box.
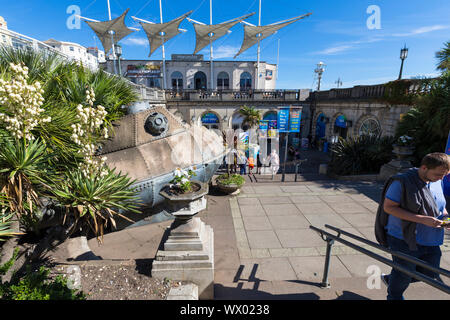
[85, 9, 134, 53]
[191, 13, 255, 55]
[234, 13, 311, 58]
[140, 11, 193, 57]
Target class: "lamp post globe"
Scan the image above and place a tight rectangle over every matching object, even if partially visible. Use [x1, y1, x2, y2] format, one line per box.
[314, 62, 326, 91]
[398, 45, 408, 80]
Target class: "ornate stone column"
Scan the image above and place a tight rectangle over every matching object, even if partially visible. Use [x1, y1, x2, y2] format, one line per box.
[151, 181, 214, 299]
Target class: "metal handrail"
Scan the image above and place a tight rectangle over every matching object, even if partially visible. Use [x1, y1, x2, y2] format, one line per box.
[324, 224, 450, 278]
[309, 224, 450, 294]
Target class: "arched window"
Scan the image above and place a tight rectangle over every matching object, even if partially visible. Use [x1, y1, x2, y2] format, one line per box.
[333, 114, 348, 139]
[217, 71, 229, 90]
[171, 71, 183, 90]
[194, 71, 207, 90]
[240, 72, 252, 91]
[358, 118, 381, 136]
[201, 112, 220, 130]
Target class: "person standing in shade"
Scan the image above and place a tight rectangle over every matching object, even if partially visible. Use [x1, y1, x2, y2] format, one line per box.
[266, 149, 280, 179]
[238, 152, 248, 176]
[375, 153, 450, 300]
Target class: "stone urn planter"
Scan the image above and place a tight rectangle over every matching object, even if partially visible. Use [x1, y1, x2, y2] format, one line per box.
[159, 180, 208, 228]
[392, 144, 414, 160]
[153, 179, 214, 299]
[215, 174, 245, 195]
[379, 144, 415, 181]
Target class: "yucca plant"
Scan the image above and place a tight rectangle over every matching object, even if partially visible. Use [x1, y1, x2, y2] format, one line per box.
[0, 138, 53, 230]
[0, 194, 23, 241]
[50, 168, 141, 243]
[329, 134, 395, 175]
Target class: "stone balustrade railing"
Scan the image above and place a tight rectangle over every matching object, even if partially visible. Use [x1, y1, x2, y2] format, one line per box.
[165, 89, 311, 102]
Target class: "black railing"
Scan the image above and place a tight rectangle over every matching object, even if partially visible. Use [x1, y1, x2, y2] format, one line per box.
[310, 224, 450, 294]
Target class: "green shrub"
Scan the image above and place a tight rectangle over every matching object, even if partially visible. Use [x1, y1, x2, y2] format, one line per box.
[329, 135, 395, 175]
[216, 174, 245, 187]
[0, 249, 85, 300]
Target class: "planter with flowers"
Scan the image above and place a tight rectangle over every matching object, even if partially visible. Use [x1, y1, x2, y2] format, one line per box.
[379, 135, 415, 180]
[392, 135, 415, 160]
[215, 173, 245, 195]
[153, 166, 214, 299]
[159, 167, 208, 227]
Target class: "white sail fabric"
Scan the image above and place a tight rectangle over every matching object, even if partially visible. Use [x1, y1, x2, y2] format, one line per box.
[140, 11, 192, 57]
[85, 9, 134, 53]
[234, 13, 311, 58]
[191, 13, 255, 55]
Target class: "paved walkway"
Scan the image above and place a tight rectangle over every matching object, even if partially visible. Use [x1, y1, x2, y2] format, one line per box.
[76, 149, 450, 300]
[207, 177, 450, 299]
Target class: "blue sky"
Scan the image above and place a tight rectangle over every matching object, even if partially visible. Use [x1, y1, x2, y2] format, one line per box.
[2, 0, 449, 90]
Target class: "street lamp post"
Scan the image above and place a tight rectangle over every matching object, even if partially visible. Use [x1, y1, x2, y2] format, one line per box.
[114, 43, 122, 76]
[315, 62, 326, 91]
[398, 45, 408, 80]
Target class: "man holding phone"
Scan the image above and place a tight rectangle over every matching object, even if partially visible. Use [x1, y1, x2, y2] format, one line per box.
[375, 152, 450, 300]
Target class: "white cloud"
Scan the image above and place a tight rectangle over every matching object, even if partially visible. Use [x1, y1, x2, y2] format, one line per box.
[392, 25, 449, 37]
[122, 37, 148, 46]
[316, 37, 384, 55]
[317, 45, 355, 55]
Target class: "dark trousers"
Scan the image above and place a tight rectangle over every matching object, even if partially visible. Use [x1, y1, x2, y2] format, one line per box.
[239, 164, 246, 175]
[386, 234, 442, 300]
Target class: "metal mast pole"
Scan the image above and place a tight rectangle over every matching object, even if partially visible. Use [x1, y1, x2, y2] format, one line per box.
[107, 0, 117, 75]
[209, 0, 214, 90]
[159, 0, 166, 89]
[256, 0, 261, 90]
[276, 38, 280, 80]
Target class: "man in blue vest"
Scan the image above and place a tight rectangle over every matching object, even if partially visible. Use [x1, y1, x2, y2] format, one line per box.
[375, 152, 450, 300]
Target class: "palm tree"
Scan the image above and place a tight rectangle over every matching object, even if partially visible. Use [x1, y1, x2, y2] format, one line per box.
[436, 41, 450, 72]
[238, 105, 262, 129]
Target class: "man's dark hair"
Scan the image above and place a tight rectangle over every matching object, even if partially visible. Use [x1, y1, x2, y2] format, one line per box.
[421, 153, 450, 170]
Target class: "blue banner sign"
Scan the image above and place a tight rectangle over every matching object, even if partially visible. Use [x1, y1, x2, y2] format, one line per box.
[259, 120, 268, 131]
[277, 107, 290, 133]
[289, 109, 302, 133]
[335, 114, 347, 128]
[201, 112, 219, 124]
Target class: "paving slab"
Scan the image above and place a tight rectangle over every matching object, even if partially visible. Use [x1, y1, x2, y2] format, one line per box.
[268, 215, 311, 229]
[327, 201, 372, 214]
[289, 195, 323, 203]
[238, 204, 266, 217]
[247, 230, 283, 249]
[294, 202, 336, 215]
[263, 203, 302, 216]
[340, 212, 377, 228]
[242, 216, 273, 231]
[304, 213, 353, 229]
[288, 256, 353, 280]
[275, 228, 325, 248]
[259, 196, 293, 204]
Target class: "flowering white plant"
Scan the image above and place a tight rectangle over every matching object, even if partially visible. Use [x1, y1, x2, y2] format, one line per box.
[396, 135, 414, 147]
[170, 166, 197, 193]
[71, 87, 109, 177]
[0, 63, 50, 141]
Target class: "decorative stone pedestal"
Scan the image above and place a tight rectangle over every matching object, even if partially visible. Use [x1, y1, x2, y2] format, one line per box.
[152, 181, 214, 300]
[379, 145, 414, 181]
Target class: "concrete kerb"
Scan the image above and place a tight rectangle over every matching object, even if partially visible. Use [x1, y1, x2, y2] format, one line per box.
[166, 283, 199, 300]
